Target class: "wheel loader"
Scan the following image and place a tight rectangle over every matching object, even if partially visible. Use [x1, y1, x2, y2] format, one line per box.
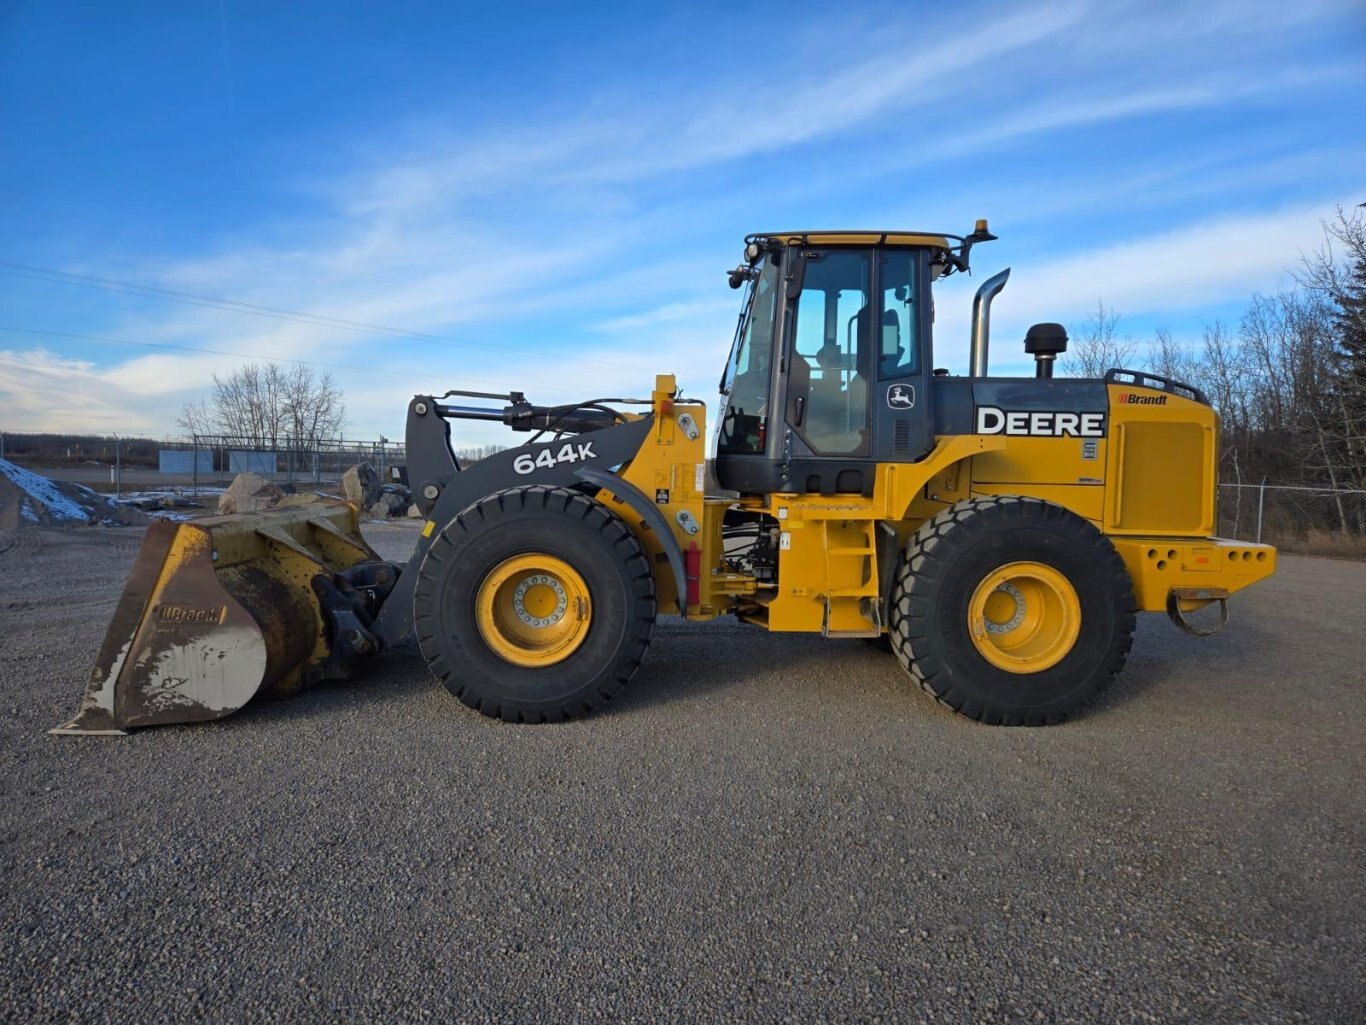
[53, 222, 1277, 735]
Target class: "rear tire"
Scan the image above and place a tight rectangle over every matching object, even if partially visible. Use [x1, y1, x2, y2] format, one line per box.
[889, 496, 1135, 725]
[414, 486, 656, 722]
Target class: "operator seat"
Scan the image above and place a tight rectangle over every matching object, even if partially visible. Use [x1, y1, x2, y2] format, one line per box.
[804, 313, 869, 455]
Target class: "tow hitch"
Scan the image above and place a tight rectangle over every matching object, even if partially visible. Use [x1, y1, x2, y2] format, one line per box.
[1167, 587, 1230, 637]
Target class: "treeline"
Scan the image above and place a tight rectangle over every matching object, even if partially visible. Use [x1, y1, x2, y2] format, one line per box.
[0, 433, 165, 468]
[1062, 206, 1365, 490]
[454, 445, 509, 464]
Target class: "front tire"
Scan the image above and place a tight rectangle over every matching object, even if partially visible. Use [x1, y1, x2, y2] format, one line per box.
[414, 486, 656, 722]
[889, 496, 1135, 725]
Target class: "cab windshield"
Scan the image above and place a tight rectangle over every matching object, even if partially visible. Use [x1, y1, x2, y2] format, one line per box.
[718, 255, 780, 455]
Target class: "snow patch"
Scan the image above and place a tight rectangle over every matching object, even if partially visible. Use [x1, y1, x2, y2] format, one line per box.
[0, 458, 94, 521]
[0, 458, 150, 529]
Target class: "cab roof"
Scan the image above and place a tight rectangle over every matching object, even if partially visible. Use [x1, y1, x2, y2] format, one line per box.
[747, 230, 953, 250]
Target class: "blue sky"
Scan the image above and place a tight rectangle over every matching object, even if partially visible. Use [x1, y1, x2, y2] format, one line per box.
[1, 0, 1363, 441]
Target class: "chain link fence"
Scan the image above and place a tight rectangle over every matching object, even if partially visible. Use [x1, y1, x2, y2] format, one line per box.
[174, 434, 407, 489]
[1220, 483, 1366, 559]
[0, 430, 405, 493]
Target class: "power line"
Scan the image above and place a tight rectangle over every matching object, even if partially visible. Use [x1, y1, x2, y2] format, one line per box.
[0, 325, 589, 398]
[0, 260, 659, 374]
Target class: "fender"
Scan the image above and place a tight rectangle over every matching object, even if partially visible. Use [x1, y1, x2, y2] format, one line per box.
[575, 467, 688, 614]
[376, 415, 657, 645]
[875, 433, 1007, 522]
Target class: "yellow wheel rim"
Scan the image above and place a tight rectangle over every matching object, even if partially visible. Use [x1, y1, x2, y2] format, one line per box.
[967, 561, 1081, 674]
[475, 554, 591, 667]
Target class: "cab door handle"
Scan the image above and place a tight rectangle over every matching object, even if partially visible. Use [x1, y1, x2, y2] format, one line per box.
[793, 396, 806, 427]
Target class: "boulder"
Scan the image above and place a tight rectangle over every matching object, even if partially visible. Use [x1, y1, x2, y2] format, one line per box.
[217, 473, 286, 515]
[341, 463, 382, 509]
[407, 502, 424, 519]
[365, 487, 412, 519]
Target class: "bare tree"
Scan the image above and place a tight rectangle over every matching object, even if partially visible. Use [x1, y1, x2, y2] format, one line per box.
[177, 398, 215, 437]
[1062, 301, 1136, 377]
[1296, 205, 1366, 334]
[1147, 327, 1200, 384]
[1191, 320, 1253, 481]
[1235, 289, 1358, 499]
[1295, 205, 1366, 490]
[282, 364, 347, 448]
[178, 363, 347, 448]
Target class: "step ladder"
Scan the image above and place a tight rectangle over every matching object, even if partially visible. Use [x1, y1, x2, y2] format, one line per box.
[819, 520, 883, 638]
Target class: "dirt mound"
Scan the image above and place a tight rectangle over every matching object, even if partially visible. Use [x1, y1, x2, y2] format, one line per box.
[0, 459, 149, 530]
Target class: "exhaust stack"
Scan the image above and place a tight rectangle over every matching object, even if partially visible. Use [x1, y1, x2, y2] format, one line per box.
[969, 268, 1011, 378]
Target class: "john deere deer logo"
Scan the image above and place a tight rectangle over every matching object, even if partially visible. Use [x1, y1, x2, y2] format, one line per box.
[886, 384, 915, 410]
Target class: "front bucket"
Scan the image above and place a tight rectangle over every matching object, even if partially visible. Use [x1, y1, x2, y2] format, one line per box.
[52, 502, 391, 735]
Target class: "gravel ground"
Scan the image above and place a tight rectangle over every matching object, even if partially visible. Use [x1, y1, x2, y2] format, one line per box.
[1, 520, 1362, 1024]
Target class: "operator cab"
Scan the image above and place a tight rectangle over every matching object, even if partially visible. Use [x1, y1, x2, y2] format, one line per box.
[716, 226, 993, 496]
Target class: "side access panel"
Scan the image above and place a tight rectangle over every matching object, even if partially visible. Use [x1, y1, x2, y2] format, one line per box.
[1102, 384, 1217, 537]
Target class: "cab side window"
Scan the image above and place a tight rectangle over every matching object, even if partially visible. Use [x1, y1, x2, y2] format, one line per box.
[877, 250, 919, 379]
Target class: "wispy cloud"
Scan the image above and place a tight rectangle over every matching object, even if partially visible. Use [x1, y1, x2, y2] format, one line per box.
[929, 202, 1336, 373]
[0, 350, 161, 432]
[336, 2, 1089, 218]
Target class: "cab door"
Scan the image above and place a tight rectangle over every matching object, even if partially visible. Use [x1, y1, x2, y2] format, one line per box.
[783, 249, 874, 461]
[869, 248, 933, 463]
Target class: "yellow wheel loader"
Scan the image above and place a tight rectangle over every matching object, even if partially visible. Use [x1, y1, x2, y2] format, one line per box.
[54, 223, 1276, 734]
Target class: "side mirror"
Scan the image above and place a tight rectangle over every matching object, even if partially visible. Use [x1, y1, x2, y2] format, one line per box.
[785, 250, 816, 295]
